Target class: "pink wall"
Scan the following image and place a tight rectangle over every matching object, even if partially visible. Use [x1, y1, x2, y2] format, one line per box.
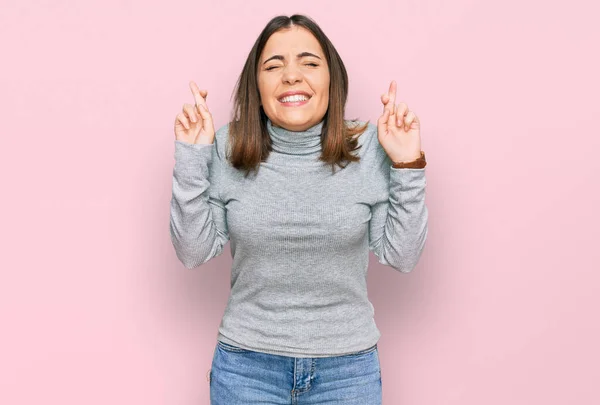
[1, 0, 598, 403]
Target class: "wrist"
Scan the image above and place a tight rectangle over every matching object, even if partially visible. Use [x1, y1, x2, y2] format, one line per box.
[391, 151, 427, 168]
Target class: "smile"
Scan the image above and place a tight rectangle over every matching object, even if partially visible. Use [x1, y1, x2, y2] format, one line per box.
[278, 94, 311, 106]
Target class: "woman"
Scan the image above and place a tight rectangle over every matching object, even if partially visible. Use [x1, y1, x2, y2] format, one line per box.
[170, 14, 428, 405]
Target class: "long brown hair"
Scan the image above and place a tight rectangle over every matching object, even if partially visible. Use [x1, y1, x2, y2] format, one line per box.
[228, 14, 369, 177]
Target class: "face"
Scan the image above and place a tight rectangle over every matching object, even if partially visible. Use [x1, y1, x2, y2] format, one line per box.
[257, 25, 330, 132]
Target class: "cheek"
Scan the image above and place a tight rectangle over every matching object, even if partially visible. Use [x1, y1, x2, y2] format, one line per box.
[317, 79, 330, 103]
[257, 77, 273, 98]
[314, 74, 330, 98]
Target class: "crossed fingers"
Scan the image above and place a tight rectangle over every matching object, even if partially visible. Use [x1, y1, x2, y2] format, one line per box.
[380, 80, 414, 132]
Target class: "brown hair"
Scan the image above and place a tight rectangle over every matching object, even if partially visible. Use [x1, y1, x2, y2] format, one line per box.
[227, 14, 369, 177]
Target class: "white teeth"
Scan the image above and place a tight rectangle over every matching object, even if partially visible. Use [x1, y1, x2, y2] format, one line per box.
[279, 94, 309, 103]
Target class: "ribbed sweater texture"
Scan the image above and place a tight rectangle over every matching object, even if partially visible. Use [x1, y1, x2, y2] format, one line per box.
[169, 118, 428, 358]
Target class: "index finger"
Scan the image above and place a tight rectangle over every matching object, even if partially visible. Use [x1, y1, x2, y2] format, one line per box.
[189, 81, 208, 109]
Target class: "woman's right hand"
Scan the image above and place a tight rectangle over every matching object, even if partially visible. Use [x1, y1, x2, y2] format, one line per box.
[174, 81, 215, 145]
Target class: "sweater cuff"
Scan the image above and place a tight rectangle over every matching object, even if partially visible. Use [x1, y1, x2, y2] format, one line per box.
[174, 140, 213, 160]
[391, 151, 426, 169]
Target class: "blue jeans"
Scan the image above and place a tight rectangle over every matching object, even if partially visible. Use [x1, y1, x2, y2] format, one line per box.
[209, 340, 382, 404]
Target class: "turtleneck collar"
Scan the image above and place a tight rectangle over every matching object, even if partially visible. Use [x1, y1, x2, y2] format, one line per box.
[266, 118, 324, 156]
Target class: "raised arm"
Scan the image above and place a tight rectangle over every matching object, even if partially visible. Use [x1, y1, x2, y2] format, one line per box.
[169, 81, 229, 269]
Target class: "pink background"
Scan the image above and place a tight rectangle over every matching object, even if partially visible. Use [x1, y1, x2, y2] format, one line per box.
[1, 0, 599, 403]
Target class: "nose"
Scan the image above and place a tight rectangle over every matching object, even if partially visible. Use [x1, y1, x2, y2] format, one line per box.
[282, 64, 303, 85]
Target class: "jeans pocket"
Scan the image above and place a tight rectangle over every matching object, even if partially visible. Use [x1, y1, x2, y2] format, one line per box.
[216, 340, 253, 353]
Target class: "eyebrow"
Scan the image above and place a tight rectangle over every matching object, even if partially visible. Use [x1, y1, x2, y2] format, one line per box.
[262, 52, 322, 65]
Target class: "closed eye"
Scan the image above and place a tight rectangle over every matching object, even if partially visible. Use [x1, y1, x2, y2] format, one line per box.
[265, 63, 318, 71]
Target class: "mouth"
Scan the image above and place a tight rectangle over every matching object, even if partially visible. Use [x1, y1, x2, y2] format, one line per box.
[277, 93, 312, 107]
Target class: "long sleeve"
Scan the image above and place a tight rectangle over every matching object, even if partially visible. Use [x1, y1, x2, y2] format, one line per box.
[169, 135, 229, 269]
[368, 142, 429, 273]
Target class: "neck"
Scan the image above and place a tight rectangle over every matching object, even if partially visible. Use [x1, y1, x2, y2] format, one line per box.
[266, 117, 325, 156]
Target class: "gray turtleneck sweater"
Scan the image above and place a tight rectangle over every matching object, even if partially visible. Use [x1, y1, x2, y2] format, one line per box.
[169, 118, 428, 358]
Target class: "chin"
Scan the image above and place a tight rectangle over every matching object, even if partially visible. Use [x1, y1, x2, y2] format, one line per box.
[282, 118, 314, 130]
[283, 115, 310, 123]
[273, 111, 308, 124]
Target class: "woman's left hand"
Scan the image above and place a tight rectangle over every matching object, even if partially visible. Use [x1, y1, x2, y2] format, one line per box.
[377, 80, 422, 163]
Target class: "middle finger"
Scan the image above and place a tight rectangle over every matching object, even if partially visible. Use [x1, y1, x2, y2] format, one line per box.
[189, 81, 208, 112]
[387, 81, 397, 114]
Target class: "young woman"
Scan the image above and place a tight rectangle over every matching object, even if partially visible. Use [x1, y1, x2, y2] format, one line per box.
[170, 13, 428, 405]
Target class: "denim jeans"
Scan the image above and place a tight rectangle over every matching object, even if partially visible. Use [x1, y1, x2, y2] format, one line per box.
[209, 340, 382, 404]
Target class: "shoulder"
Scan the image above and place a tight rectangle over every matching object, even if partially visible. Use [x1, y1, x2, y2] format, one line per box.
[345, 120, 388, 163]
[215, 122, 230, 143]
[213, 122, 232, 161]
